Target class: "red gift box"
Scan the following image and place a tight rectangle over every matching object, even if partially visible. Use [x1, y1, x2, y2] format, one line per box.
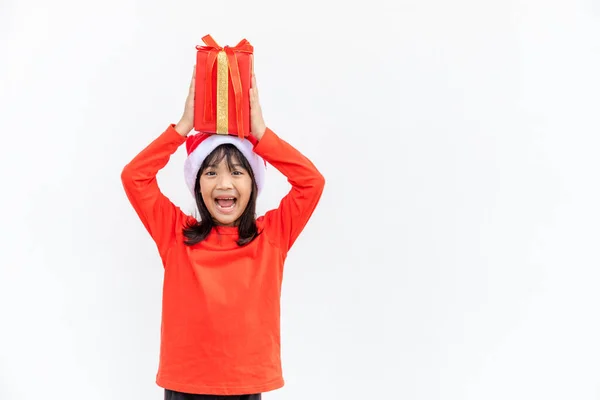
[194, 35, 254, 139]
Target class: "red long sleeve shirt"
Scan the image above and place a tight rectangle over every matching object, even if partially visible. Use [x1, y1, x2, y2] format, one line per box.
[121, 124, 325, 395]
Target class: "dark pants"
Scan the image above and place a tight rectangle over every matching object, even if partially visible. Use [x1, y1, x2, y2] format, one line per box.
[165, 389, 261, 400]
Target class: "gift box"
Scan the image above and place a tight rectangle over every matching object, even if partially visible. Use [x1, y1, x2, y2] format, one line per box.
[194, 34, 254, 139]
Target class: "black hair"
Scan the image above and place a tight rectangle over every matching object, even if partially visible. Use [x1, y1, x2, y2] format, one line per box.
[183, 144, 259, 246]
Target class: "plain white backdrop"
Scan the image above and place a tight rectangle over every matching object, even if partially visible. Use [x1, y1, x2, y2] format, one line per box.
[1, 0, 600, 399]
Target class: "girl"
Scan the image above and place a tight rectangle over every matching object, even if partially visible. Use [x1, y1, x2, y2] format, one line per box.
[121, 66, 325, 400]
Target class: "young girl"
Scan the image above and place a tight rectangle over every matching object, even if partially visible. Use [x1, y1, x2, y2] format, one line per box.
[121, 66, 325, 400]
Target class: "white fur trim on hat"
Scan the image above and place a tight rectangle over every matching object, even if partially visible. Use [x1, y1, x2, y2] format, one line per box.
[183, 134, 266, 197]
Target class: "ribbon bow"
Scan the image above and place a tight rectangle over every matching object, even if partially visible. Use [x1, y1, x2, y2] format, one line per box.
[196, 35, 254, 139]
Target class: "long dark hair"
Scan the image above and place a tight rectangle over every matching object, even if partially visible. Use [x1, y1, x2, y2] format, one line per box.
[183, 144, 259, 247]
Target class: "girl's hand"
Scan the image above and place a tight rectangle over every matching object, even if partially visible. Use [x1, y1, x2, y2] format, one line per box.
[176, 66, 265, 139]
[250, 74, 267, 140]
[175, 65, 196, 137]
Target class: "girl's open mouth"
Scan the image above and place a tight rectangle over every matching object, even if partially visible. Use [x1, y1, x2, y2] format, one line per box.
[215, 197, 237, 213]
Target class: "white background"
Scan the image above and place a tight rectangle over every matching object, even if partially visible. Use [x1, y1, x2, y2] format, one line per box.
[1, 0, 599, 399]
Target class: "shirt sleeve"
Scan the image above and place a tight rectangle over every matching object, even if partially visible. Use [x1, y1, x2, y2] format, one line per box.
[254, 128, 325, 253]
[121, 124, 188, 262]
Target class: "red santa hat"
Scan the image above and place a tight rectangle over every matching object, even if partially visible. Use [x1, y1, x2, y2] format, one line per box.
[183, 132, 266, 197]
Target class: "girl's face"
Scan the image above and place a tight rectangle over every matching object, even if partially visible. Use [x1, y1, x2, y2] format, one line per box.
[199, 153, 253, 226]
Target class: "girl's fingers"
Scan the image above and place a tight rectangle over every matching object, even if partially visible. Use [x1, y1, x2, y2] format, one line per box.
[189, 65, 196, 92]
[252, 75, 259, 101]
[249, 75, 256, 102]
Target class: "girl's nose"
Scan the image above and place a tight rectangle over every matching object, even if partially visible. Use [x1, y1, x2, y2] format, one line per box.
[216, 174, 233, 189]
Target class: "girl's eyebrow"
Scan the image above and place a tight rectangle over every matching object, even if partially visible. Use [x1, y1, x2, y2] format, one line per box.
[226, 163, 245, 169]
[208, 163, 245, 168]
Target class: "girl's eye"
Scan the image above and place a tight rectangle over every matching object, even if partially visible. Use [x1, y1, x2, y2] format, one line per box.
[205, 171, 216, 176]
[232, 171, 243, 176]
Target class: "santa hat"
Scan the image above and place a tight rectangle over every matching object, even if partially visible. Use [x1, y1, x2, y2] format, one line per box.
[183, 132, 266, 197]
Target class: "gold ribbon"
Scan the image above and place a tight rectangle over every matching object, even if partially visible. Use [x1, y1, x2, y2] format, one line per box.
[216, 51, 229, 134]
